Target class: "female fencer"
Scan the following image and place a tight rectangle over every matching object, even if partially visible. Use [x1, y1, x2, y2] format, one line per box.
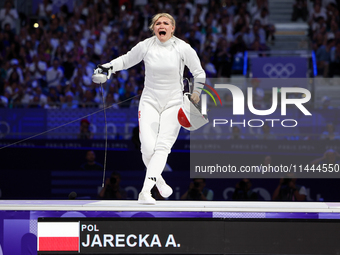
[99, 13, 205, 204]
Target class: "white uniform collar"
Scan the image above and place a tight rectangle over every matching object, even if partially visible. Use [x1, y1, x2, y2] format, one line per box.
[155, 36, 174, 47]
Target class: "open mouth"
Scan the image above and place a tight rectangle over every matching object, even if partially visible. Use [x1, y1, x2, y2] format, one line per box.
[159, 31, 166, 36]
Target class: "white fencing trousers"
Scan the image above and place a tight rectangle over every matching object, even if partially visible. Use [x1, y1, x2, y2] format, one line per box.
[138, 86, 182, 192]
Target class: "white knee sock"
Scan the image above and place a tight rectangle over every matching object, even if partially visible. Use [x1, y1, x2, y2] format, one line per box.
[142, 154, 151, 167]
[141, 153, 167, 193]
[141, 178, 156, 193]
[142, 153, 167, 184]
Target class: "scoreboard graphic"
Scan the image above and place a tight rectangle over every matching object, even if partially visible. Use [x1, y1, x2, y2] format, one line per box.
[37, 218, 340, 254]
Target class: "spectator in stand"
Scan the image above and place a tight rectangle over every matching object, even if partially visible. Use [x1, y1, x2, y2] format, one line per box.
[99, 172, 127, 200]
[119, 83, 135, 108]
[44, 87, 60, 108]
[250, 39, 268, 56]
[24, 39, 37, 60]
[78, 118, 93, 139]
[262, 155, 272, 168]
[62, 53, 76, 81]
[80, 150, 103, 171]
[249, 20, 267, 46]
[46, 58, 64, 87]
[217, 14, 233, 40]
[223, 91, 233, 107]
[322, 0, 337, 9]
[53, 37, 67, 62]
[233, 4, 250, 29]
[7, 42, 21, 63]
[34, 86, 48, 107]
[201, 54, 217, 78]
[0, 90, 9, 107]
[79, 89, 97, 108]
[230, 33, 248, 56]
[7, 59, 24, 84]
[327, 19, 339, 40]
[232, 179, 258, 201]
[311, 16, 327, 39]
[272, 175, 307, 201]
[0, 1, 19, 32]
[107, 82, 120, 108]
[18, 46, 32, 66]
[214, 38, 232, 78]
[130, 87, 142, 108]
[224, 0, 236, 17]
[292, 0, 308, 21]
[20, 86, 34, 107]
[250, 0, 268, 20]
[201, 33, 217, 54]
[181, 178, 214, 201]
[315, 38, 335, 77]
[319, 95, 333, 110]
[3, 22, 14, 46]
[253, 8, 275, 42]
[93, 83, 107, 106]
[186, 27, 201, 52]
[44, 96, 58, 109]
[320, 123, 339, 140]
[202, 13, 218, 36]
[227, 125, 245, 140]
[329, 42, 340, 77]
[103, 92, 114, 108]
[312, 32, 325, 51]
[218, 23, 234, 43]
[29, 55, 47, 87]
[61, 91, 77, 109]
[28, 93, 42, 108]
[75, 55, 94, 80]
[72, 67, 92, 91]
[36, 0, 53, 18]
[250, 78, 265, 109]
[308, 2, 327, 34]
[310, 149, 340, 166]
[308, 0, 327, 40]
[7, 69, 20, 85]
[233, 16, 248, 36]
[37, 39, 52, 64]
[257, 122, 277, 140]
[325, 2, 338, 27]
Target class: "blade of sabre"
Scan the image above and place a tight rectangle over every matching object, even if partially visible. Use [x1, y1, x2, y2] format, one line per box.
[100, 83, 108, 188]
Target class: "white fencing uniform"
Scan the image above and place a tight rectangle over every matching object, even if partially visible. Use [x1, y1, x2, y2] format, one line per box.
[108, 35, 205, 193]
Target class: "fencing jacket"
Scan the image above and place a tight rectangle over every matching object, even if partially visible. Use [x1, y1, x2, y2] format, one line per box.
[109, 36, 205, 93]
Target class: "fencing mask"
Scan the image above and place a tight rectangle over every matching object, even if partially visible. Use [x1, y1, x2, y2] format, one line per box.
[178, 93, 209, 131]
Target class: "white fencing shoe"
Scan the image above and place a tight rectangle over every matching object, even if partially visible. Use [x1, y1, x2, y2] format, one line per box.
[138, 192, 156, 205]
[156, 179, 173, 198]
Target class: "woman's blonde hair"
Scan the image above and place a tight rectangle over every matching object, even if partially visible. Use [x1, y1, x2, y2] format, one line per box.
[149, 13, 176, 36]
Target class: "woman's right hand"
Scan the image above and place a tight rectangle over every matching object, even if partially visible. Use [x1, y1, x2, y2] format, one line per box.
[100, 62, 112, 70]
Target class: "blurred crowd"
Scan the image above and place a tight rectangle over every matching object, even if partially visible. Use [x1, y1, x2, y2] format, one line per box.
[2, 0, 339, 141]
[0, 0, 275, 109]
[305, 0, 340, 77]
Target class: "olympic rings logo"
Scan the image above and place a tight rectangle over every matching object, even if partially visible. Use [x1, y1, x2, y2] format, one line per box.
[263, 63, 296, 78]
[0, 121, 10, 138]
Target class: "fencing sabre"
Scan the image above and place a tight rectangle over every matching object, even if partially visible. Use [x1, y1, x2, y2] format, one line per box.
[92, 65, 113, 187]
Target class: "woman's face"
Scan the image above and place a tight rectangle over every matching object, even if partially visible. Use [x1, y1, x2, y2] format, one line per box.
[153, 17, 174, 42]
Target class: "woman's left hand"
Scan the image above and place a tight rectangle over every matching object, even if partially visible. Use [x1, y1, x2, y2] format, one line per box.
[191, 92, 200, 104]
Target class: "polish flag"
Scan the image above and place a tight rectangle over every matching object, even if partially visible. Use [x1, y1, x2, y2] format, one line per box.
[38, 222, 79, 251]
